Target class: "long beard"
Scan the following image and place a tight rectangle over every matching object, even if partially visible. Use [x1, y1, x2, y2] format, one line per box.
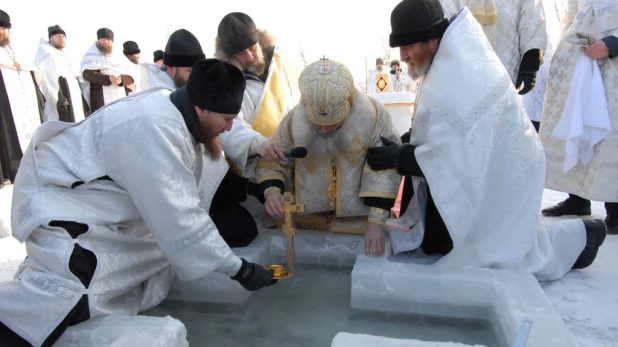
[202, 136, 223, 161]
[172, 70, 186, 88]
[406, 59, 431, 80]
[96, 41, 112, 55]
[244, 57, 266, 76]
[234, 46, 266, 76]
[0, 35, 9, 47]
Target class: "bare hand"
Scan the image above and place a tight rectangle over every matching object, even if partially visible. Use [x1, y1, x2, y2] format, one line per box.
[364, 222, 386, 257]
[109, 75, 121, 86]
[264, 190, 284, 220]
[584, 41, 610, 60]
[259, 141, 285, 162]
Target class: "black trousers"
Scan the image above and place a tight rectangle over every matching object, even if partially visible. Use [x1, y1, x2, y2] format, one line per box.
[400, 176, 453, 256]
[210, 201, 258, 248]
[0, 221, 95, 347]
[420, 186, 454, 255]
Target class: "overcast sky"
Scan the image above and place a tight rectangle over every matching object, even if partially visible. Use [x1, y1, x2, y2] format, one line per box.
[3, 0, 403, 84]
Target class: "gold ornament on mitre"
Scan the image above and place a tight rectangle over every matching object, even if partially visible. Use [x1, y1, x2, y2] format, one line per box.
[299, 57, 354, 126]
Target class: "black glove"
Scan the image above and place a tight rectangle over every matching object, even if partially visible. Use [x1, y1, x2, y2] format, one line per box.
[400, 131, 410, 144]
[366, 136, 400, 170]
[231, 258, 277, 291]
[516, 49, 543, 95]
[516, 72, 536, 95]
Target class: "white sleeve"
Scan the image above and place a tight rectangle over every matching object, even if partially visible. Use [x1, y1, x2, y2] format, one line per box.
[220, 111, 268, 177]
[518, 0, 549, 55]
[102, 117, 242, 280]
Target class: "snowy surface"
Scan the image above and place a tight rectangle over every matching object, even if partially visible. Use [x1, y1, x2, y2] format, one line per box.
[0, 186, 616, 346]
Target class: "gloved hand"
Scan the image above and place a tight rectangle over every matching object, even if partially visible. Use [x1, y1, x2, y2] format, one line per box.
[516, 72, 536, 95]
[516, 49, 542, 95]
[400, 131, 410, 144]
[366, 136, 400, 170]
[231, 258, 277, 291]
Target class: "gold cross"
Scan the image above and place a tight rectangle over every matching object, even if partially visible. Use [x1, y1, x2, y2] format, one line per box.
[282, 192, 305, 267]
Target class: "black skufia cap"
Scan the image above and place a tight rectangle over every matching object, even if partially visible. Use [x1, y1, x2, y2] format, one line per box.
[153, 50, 164, 62]
[123, 41, 140, 55]
[389, 0, 449, 48]
[48, 25, 65, 39]
[97, 27, 114, 41]
[164, 29, 205, 67]
[0, 10, 11, 29]
[186, 58, 246, 114]
[217, 12, 260, 54]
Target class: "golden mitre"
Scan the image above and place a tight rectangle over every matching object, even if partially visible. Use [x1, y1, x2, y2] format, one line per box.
[299, 59, 354, 126]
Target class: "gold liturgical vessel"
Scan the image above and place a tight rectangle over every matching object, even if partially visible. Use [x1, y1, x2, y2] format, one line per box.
[266, 192, 304, 280]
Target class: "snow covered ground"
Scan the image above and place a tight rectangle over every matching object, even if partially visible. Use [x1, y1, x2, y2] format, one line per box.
[0, 185, 616, 346]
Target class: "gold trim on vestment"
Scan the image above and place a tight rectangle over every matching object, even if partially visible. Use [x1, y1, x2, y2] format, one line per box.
[251, 53, 288, 138]
[469, 8, 498, 25]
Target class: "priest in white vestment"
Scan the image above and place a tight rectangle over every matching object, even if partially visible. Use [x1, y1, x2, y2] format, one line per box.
[122, 40, 141, 96]
[35, 25, 86, 123]
[0, 59, 277, 347]
[367, 58, 391, 93]
[0, 10, 44, 184]
[214, 12, 299, 175]
[149, 29, 284, 246]
[255, 59, 402, 257]
[367, 0, 607, 282]
[80, 28, 134, 114]
[439, 0, 548, 95]
[539, 0, 618, 234]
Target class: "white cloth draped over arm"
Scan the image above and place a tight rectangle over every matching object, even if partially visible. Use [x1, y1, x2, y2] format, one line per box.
[551, 51, 610, 172]
[101, 116, 242, 280]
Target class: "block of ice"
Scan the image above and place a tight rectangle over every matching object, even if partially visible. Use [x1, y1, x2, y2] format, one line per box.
[55, 315, 188, 347]
[331, 332, 487, 347]
[267, 228, 382, 267]
[351, 254, 578, 347]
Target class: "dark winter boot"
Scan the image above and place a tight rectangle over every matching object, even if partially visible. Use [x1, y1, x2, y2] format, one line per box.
[604, 202, 618, 235]
[572, 219, 606, 269]
[542, 194, 591, 217]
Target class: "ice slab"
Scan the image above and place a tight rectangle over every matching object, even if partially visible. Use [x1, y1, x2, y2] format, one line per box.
[351, 254, 578, 347]
[55, 315, 188, 347]
[148, 264, 499, 347]
[331, 332, 486, 347]
[166, 229, 377, 303]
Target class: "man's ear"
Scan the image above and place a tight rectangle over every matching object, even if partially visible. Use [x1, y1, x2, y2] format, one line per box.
[429, 38, 441, 52]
